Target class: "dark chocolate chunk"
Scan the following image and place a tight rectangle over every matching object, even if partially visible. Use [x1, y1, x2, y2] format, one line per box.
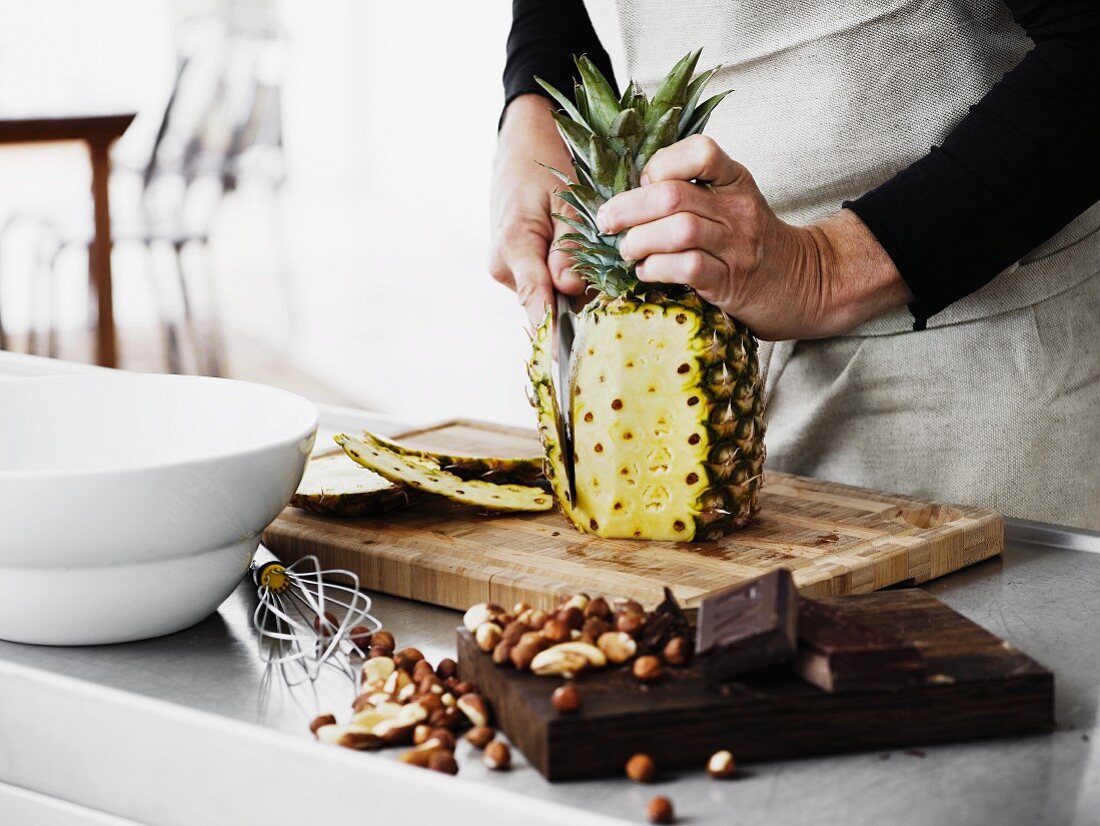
[696, 570, 798, 682]
[796, 597, 927, 692]
[640, 586, 693, 655]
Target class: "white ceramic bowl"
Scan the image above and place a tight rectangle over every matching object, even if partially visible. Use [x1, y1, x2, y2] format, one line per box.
[0, 373, 318, 645]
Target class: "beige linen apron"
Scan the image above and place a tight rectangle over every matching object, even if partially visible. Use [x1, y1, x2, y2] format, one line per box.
[584, 0, 1100, 528]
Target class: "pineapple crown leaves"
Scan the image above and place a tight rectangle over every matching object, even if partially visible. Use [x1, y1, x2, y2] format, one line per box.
[535, 50, 731, 297]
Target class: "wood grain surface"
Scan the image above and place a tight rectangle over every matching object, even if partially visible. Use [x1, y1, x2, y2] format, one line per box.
[263, 420, 1004, 611]
[457, 590, 1054, 781]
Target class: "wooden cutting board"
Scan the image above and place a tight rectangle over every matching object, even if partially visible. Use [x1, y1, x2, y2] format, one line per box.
[262, 420, 1003, 611]
[457, 589, 1054, 781]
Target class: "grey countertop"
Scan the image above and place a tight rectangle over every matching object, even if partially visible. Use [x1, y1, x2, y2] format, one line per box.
[2, 533, 1099, 826]
[1, 354, 1097, 826]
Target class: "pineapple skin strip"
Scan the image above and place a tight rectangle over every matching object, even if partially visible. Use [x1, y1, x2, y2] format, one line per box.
[335, 435, 554, 513]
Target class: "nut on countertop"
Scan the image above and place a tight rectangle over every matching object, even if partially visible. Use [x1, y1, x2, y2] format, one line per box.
[707, 749, 736, 779]
[465, 724, 496, 749]
[633, 655, 663, 682]
[482, 740, 512, 770]
[646, 795, 674, 824]
[551, 683, 581, 714]
[625, 752, 656, 783]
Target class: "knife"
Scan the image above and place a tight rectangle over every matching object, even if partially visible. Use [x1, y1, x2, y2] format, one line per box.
[555, 292, 577, 505]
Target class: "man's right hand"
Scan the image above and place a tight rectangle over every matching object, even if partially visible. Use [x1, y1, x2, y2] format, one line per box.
[489, 94, 587, 326]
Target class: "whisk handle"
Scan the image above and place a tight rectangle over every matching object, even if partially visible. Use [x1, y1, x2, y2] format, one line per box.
[252, 545, 282, 586]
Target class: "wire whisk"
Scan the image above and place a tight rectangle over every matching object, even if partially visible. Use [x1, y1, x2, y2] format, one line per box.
[251, 545, 379, 690]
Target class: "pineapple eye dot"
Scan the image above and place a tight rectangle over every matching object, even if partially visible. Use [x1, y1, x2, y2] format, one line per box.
[675, 313, 688, 324]
[590, 518, 600, 530]
[611, 399, 623, 410]
[575, 386, 582, 395]
[626, 360, 634, 368]
[623, 431, 634, 440]
[456, 489, 465, 495]
[688, 433, 701, 445]
[615, 331, 623, 339]
[677, 363, 690, 374]
[599, 375, 606, 383]
[594, 443, 604, 453]
[687, 396, 700, 406]
[686, 473, 699, 485]
[614, 502, 623, 511]
[584, 412, 594, 422]
[535, 497, 546, 504]
[674, 520, 686, 532]
[620, 467, 629, 475]
[648, 386, 656, 393]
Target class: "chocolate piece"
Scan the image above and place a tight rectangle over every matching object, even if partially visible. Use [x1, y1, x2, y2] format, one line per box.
[696, 570, 798, 681]
[640, 586, 693, 655]
[796, 597, 927, 692]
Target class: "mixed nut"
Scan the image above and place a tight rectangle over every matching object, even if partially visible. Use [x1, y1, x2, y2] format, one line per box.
[463, 589, 695, 685]
[309, 627, 508, 776]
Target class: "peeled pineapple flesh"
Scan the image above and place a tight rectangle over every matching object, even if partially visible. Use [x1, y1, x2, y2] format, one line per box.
[291, 452, 408, 516]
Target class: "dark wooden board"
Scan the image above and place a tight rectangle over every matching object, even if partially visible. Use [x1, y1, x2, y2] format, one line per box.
[457, 590, 1053, 781]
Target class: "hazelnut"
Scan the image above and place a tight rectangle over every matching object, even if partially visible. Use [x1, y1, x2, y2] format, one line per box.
[584, 595, 612, 620]
[707, 749, 736, 779]
[368, 644, 394, 660]
[626, 753, 657, 783]
[427, 750, 459, 775]
[347, 625, 373, 648]
[450, 680, 475, 696]
[563, 593, 590, 612]
[662, 636, 694, 667]
[542, 618, 572, 644]
[371, 630, 396, 650]
[417, 693, 444, 715]
[557, 605, 585, 631]
[581, 617, 610, 644]
[633, 655, 662, 682]
[597, 631, 638, 665]
[646, 796, 674, 824]
[465, 725, 495, 749]
[483, 740, 512, 770]
[616, 612, 646, 637]
[435, 658, 458, 680]
[457, 693, 490, 727]
[413, 659, 435, 682]
[312, 610, 339, 636]
[476, 621, 504, 653]
[429, 728, 456, 751]
[614, 598, 645, 615]
[526, 609, 551, 630]
[394, 647, 425, 672]
[309, 713, 336, 736]
[551, 684, 581, 714]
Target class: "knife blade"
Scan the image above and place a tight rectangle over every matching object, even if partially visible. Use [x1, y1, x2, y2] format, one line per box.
[555, 292, 577, 505]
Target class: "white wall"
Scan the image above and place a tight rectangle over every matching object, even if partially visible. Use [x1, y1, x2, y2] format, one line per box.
[0, 1, 537, 427]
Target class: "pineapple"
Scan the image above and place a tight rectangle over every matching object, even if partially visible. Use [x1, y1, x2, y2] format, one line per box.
[530, 50, 766, 541]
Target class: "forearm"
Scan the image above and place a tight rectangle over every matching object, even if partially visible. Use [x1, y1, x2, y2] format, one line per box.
[503, 0, 617, 116]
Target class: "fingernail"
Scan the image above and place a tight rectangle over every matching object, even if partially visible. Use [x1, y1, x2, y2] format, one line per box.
[596, 207, 611, 234]
[636, 261, 646, 278]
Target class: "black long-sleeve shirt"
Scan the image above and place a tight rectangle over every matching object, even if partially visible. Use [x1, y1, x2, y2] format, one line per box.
[503, 0, 1100, 329]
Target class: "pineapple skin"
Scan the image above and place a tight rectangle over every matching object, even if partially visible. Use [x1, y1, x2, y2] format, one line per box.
[530, 293, 765, 541]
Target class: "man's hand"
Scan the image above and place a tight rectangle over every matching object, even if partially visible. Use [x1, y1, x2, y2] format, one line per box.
[490, 95, 587, 326]
[595, 135, 913, 340]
